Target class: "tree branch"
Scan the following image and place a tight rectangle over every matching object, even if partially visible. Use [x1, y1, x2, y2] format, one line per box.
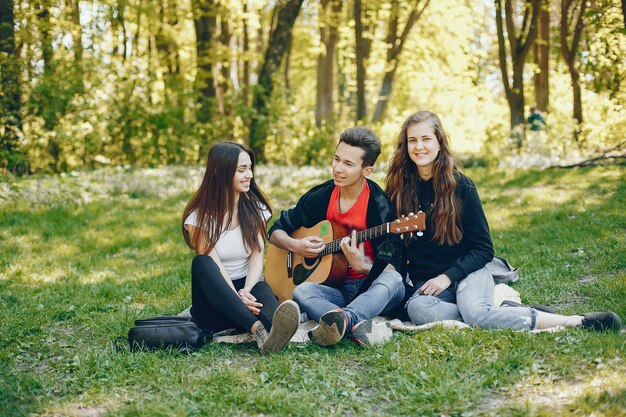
[550, 141, 626, 168]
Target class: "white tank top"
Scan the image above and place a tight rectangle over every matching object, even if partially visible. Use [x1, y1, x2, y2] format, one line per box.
[184, 207, 270, 280]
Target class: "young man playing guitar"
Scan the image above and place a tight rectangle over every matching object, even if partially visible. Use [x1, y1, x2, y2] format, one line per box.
[267, 127, 405, 347]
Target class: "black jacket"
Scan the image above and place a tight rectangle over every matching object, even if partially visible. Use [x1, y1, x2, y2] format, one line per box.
[268, 179, 403, 278]
[404, 173, 494, 283]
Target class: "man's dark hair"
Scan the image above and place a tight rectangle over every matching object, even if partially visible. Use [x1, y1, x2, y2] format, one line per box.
[338, 126, 382, 167]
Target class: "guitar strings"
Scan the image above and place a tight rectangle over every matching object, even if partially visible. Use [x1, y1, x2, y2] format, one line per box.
[319, 223, 389, 257]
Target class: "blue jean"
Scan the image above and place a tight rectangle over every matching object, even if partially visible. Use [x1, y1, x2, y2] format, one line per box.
[293, 270, 405, 330]
[406, 267, 536, 330]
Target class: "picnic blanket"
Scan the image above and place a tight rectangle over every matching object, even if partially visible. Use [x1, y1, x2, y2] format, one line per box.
[178, 283, 560, 344]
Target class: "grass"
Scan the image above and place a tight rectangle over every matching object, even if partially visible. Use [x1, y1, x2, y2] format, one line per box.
[1, 164, 625, 417]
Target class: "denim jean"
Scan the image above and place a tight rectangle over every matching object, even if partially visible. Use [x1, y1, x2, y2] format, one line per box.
[293, 270, 405, 330]
[405, 267, 536, 330]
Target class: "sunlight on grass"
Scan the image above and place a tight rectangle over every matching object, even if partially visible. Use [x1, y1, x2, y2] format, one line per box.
[49, 243, 81, 257]
[488, 363, 626, 416]
[28, 267, 67, 283]
[77, 270, 116, 284]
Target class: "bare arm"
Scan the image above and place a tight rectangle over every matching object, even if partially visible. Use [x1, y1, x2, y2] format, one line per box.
[238, 232, 265, 315]
[243, 232, 265, 292]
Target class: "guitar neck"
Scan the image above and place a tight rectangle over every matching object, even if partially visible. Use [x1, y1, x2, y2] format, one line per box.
[320, 222, 391, 256]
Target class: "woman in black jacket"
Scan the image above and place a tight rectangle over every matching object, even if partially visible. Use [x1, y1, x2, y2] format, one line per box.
[386, 111, 621, 332]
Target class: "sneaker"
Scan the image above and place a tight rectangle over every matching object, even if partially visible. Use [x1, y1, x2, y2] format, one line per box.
[581, 312, 622, 332]
[255, 300, 300, 354]
[307, 309, 348, 347]
[351, 320, 393, 347]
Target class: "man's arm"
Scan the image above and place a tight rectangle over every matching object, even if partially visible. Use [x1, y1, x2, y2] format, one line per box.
[269, 229, 325, 258]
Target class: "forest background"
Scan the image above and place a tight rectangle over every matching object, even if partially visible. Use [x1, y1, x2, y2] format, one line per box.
[1, 2, 626, 415]
[1, 0, 625, 175]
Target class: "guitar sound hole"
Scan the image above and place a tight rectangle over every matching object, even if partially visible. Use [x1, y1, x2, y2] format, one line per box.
[293, 265, 307, 285]
[304, 257, 317, 267]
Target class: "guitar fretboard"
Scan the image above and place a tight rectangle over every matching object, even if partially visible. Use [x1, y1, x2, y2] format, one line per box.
[320, 222, 390, 257]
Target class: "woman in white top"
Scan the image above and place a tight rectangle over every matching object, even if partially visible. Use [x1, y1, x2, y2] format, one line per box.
[182, 141, 299, 354]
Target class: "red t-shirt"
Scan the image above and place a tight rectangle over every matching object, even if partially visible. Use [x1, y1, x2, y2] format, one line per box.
[326, 181, 374, 280]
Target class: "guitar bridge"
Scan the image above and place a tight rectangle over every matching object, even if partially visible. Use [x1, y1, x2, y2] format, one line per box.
[287, 252, 293, 278]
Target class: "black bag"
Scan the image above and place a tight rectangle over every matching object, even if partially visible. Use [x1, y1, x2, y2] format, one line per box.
[126, 316, 212, 351]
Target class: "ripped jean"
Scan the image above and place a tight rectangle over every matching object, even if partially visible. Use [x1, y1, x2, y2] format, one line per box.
[293, 270, 405, 330]
[405, 267, 536, 330]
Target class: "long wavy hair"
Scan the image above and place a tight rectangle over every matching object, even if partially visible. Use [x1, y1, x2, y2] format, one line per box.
[182, 141, 272, 255]
[386, 111, 462, 246]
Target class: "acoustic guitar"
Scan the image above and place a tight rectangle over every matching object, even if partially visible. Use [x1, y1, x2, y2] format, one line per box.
[264, 212, 426, 302]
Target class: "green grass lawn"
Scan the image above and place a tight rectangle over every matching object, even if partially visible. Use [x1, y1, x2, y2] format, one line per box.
[1, 164, 625, 417]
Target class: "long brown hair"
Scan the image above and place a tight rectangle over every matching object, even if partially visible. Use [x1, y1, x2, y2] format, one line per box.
[386, 111, 462, 246]
[182, 141, 272, 255]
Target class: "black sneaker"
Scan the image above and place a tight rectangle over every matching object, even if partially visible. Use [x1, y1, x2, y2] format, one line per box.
[307, 309, 348, 347]
[351, 320, 393, 347]
[581, 312, 622, 332]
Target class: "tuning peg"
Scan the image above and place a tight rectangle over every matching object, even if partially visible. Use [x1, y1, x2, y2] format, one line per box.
[409, 212, 414, 216]
[417, 231, 423, 237]
[400, 234, 404, 240]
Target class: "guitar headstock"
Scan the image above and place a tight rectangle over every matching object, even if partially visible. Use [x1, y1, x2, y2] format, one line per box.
[390, 211, 426, 235]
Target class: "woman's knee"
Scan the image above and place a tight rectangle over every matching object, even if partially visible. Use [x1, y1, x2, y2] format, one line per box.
[252, 280, 271, 292]
[374, 270, 404, 291]
[251, 281, 277, 300]
[456, 268, 495, 327]
[406, 295, 440, 325]
[191, 255, 218, 276]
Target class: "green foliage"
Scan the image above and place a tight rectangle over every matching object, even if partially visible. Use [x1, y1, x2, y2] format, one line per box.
[2, 0, 626, 175]
[0, 165, 625, 416]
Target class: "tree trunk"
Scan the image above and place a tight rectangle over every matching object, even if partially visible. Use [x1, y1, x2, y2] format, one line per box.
[37, 0, 63, 170]
[249, 0, 304, 162]
[218, 13, 230, 114]
[511, 61, 526, 129]
[372, 0, 429, 123]
[37, 0, 53, 78]
[155, 0, 179, 78]
[191, 0, 217, 123]
[67, 0, 83, 63]
[284, 33, 292, 94]
[315, 0, 342, 128]
[241, 1, 250, 103]
[354, 0, 368, 122]
[495, 0, 541, 137]
[560, 0, 586, 125]
[131, 0, 143, 58]
[0, 0, 25, 173]
[116, 1, 128, 60]
[533, 0, 549, 111]
[570, 66, 582, 123]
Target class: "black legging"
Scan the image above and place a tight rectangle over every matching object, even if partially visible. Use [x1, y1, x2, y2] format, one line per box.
[190, 255, 279, 333]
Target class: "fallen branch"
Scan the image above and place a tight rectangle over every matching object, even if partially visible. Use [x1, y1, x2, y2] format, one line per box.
[550, 141, 626, 168]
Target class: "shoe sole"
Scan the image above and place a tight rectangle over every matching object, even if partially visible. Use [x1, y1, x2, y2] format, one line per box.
[308, 310, 347, 347]
[261, 300, 300, 354]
